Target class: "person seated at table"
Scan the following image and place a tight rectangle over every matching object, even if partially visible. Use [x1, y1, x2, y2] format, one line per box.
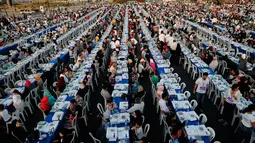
[103, 97, 117, 121]
[227, 68, 239, 84]
[21, 80, 31, 100]
[209, 57, 218, 71]
[2, 61, 14, 70]
[127, 98, 144, 113]
[236, 104, 255, 143]
[247, 90, 255, 104]
[11, 120, 28, 142]
[219, 84, 242, 126]
[162, 46, 171, 60]
[101, 83, 111, 100]
[171, 122, 188, 143]
[0, 104, 12, 127]
[150, 72, 159, 86]
[72, 60, 81, 72]
[41, 67, 55, 89]
[12, 89, 24, 111]
[159, 93, 170, 115]
[40, 89, 56, 115]
[57, 77, 66, 92]
[110, 62, 117, 75]
[53, 128, 72, 143]
[66, 99, 82, 120]
[138, 59, 149, 78]
[157, 85, 165, 98]
[18, 50, 26, 60]
[239, 54, 248, 71]
[60, 70, 69, 84]
[132, 120, 144, 141]
[202, 52, 212, 65]
[35, 75, 43, 89]
[238, 76, 250, 96]
[132, 80, 140, 95]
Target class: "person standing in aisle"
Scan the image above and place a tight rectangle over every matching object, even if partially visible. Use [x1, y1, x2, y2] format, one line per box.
[193, 72, 209, 112]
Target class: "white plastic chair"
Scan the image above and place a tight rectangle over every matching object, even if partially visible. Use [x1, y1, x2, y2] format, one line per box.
[24, 94, 33, 114]
[207, 127, 215, 141]
[191, 65, 198, 80]
[199, 113, 208, 124]
[177, 77, 181, 83]
[162, 117, 174, 142]
[100, 92, 107, 109]
[30, 87, 40, 105]
[66, 112, 79, 137]
[4, 88, 12, 95]
[141, 115, 145, 125]
[70, 131, 75, 143]
[80, 102, 88, 126]
[97, 103, 104, 115]
[169, 67, 174, 73]
[231, 107, 240, 126]
[37, 103, 46, 119]
[173, 73, 178, 78]
[84, 91, 91, 111]
[144, 124, 150, 137]
[184, 91, 191, 99]
[89, 132, 102, 143]
[140, 91, 146, 102]
[11, 131, 22, 143]
[190, 100, 198, 110]
[180, 82, 186, 92]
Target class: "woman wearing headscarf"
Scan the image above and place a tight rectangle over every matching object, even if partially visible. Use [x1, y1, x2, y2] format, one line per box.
[35, 75, 43, 89]
[43, 89, 56, 107]
[157, 85, 165, 98]
[40, 89, 55, 115]
[12, 90, 24, 111]
[149, 58, 156, 71]
[67, 99, 82, 119]
[132, 80, 140, 95]
[21, 80, 31, 100]
[57, 77, 66, 92]
[209, 57, 218, 71]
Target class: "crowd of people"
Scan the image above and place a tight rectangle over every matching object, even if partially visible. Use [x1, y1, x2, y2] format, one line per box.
[0, 1, 254, 143]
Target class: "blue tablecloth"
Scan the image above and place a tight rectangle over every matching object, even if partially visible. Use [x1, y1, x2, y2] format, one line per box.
[0, 25, 58, 55]
[48, 52, 70, 69]
[32, 96, 74, 143]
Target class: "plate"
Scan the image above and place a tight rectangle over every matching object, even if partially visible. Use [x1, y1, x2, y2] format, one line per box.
[39, 134, 47, 140]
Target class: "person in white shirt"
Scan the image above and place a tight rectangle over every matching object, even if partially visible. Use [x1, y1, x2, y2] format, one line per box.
[159, 93, 170, 114]
[167, 35, 174, 47]
[101, 84, 111, 100]
[170, 41, 177, 51]
[219, 84, 242, 126]
[60, 71, 69, 84]
[193, 72, 209, 111]
[115, 38, 120, 48]
[12, 90, 24, 111]
[132, 120, 144, 140]
[110, 39, 116, 50]
[131, 37, 138, 46]
[235, 104, 255, 142]
[0, 104, 11, 125]
[127, 98, 145, 113]
[165, 32, 171, 43]
[72, 60, 81, 72]
[159, 31, 165, 43]
[209, 57, 218, 71]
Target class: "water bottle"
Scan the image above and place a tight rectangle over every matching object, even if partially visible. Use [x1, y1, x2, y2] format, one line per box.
[125, 133, 128, 143]
[125, 119, 128, 128]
